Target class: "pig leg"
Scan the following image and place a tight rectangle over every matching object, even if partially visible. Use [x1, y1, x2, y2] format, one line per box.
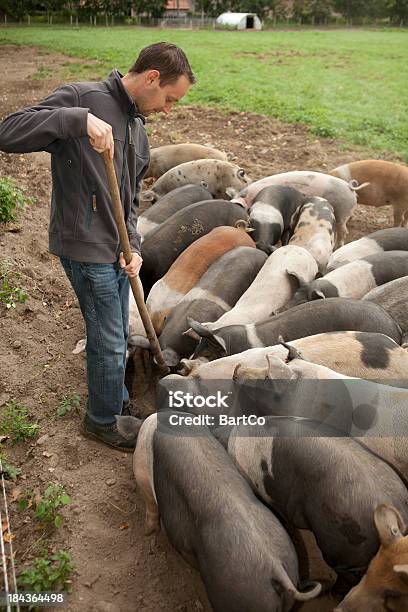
[335, 220, 348, 249]
[402, 208, 408, 228]
[133, 440, 160, 535]
[135, 463, 160, 535]
[393, 207, 404, 227]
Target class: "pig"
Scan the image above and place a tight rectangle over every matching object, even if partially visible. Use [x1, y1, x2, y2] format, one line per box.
[248, 185, 306, 252]
[158, 247, 267, 366]
[139, 199, 249, 295]
[145, 227, 255, 337]
[330, 159, 408, 227]
[334, 505, 408, 612]
[202, 245, 318, 332]
[215, 416, 408, 591]
[327, 227, 408, 272]
[144, 159, 251, 202]
[177, 331, 408, 384]
[144, 143, 228, 180]
[228, 354, 408, 480]
[138, 184, 212, 238]
[363, 276, 408, 345]
[187, 298, 403, 363]
[288, 197, 336, 271]
[126, 411, 321, 611]
[232, 171, 358, 248]
[159, 351, 408, 482]
[286, 251, 408, 308]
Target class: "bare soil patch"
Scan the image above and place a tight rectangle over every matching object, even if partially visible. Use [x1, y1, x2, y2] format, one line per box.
[0, 44, 399, 612]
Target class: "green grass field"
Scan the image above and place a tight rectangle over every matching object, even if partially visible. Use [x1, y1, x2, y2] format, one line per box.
[1, 27, 408, 160]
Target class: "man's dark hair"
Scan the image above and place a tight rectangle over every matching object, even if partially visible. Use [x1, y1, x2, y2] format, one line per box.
[129, 42, 196, 86]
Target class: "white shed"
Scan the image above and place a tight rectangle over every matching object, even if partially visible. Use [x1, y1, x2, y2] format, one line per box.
[216, 12, 262, 30]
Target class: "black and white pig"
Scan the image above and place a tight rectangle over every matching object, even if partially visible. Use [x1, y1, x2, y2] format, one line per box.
[286, 251, 408, 308]
[187, 298, 402, 362]
[248, 185, 306, 253]
[215, 416, 408, 592]
[121, 412, 321, 612]
[288, 196, 336, 271]
[233, 171, 358, 247]
[364, 275, 408, 345]
[326, 227, 408, 272]
[158, 246, 267, 366]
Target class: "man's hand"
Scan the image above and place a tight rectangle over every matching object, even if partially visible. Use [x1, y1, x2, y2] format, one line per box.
[119, 252, 143, 278]
[87, 112, 114, 159]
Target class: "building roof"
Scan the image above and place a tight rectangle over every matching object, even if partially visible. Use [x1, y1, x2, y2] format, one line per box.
[166, 0, 190, 10]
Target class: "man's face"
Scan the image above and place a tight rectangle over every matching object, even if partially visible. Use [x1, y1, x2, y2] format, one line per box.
[135, 72, 191, 116]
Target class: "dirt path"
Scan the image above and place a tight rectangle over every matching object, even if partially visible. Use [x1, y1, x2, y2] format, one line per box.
[0, 44, 399, 612]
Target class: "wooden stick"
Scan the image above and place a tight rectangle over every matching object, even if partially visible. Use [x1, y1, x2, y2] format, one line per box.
[101, 151, 170, 376]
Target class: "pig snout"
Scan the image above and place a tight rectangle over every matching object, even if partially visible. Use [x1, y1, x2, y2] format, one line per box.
[255, 241, 275, 255]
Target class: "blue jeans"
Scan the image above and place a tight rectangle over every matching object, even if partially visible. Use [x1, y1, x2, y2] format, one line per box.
[60, 257, 130, 425]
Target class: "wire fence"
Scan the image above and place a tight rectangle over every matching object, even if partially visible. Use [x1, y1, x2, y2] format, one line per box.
[0, 14, 404, 29]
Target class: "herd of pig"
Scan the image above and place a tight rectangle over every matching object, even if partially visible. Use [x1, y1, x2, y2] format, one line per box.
[100, 144, 408, 611]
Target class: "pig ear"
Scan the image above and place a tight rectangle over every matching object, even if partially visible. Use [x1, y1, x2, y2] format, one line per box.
[235, 219, 250, 231]
[393, 565, 408, 586]
[286, 269, 307, 288]
[182, 328, 201, 341]
[226, 186, 238, 199]
[278, 338, 304, 362]
[374, 504, 406, 547]
[232, 364, 243, 381]
[141, 190, 158, 203]
[265, 354, 295, 380]
[310, 289, 326, 301]
[186, 317, 213, 338]
[115, 415, 143, 441]
[177, 359, 195, 376]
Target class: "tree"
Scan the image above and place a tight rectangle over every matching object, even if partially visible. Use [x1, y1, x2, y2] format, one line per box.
[292, 0, 333, 24]
[333, 0, 367, 22]
[387, 0, 408, 23]
[132, 0, 167, 18]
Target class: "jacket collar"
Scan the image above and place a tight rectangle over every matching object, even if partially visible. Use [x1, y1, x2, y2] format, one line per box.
[105, 69, 146, 124]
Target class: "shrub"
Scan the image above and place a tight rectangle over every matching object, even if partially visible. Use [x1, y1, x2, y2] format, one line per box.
[0, 260, 28, 309]
[0, 177, 32, 223]
[0, 400, 39, 443]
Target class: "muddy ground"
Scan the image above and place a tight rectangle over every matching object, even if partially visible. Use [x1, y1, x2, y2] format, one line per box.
[0, 44, 400, 612]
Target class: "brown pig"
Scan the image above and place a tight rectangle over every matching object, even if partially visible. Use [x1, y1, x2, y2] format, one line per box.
[334, 505, 408, 612]
[330, 160, 408, 227]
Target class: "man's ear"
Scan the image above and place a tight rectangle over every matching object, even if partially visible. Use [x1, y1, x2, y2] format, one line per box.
[145, 69, 160, 84]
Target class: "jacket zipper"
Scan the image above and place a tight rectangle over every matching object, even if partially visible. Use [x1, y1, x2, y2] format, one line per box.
[87, 192, 97, 229]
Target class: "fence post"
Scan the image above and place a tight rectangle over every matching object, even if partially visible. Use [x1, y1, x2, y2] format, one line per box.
[27, 14, 30, 26]
[89, 15, 92, 26]
[94, 15, 97, 26]
[76, 15, 78, 27]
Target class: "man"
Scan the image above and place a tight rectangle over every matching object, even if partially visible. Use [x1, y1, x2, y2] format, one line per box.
[0, 42, 195, 451]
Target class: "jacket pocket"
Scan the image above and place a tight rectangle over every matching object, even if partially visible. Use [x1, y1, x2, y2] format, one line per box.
[86, 192, 97, 230]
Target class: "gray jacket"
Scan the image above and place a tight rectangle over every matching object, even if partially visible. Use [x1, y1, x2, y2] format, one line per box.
[0, 70, 149, 262]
